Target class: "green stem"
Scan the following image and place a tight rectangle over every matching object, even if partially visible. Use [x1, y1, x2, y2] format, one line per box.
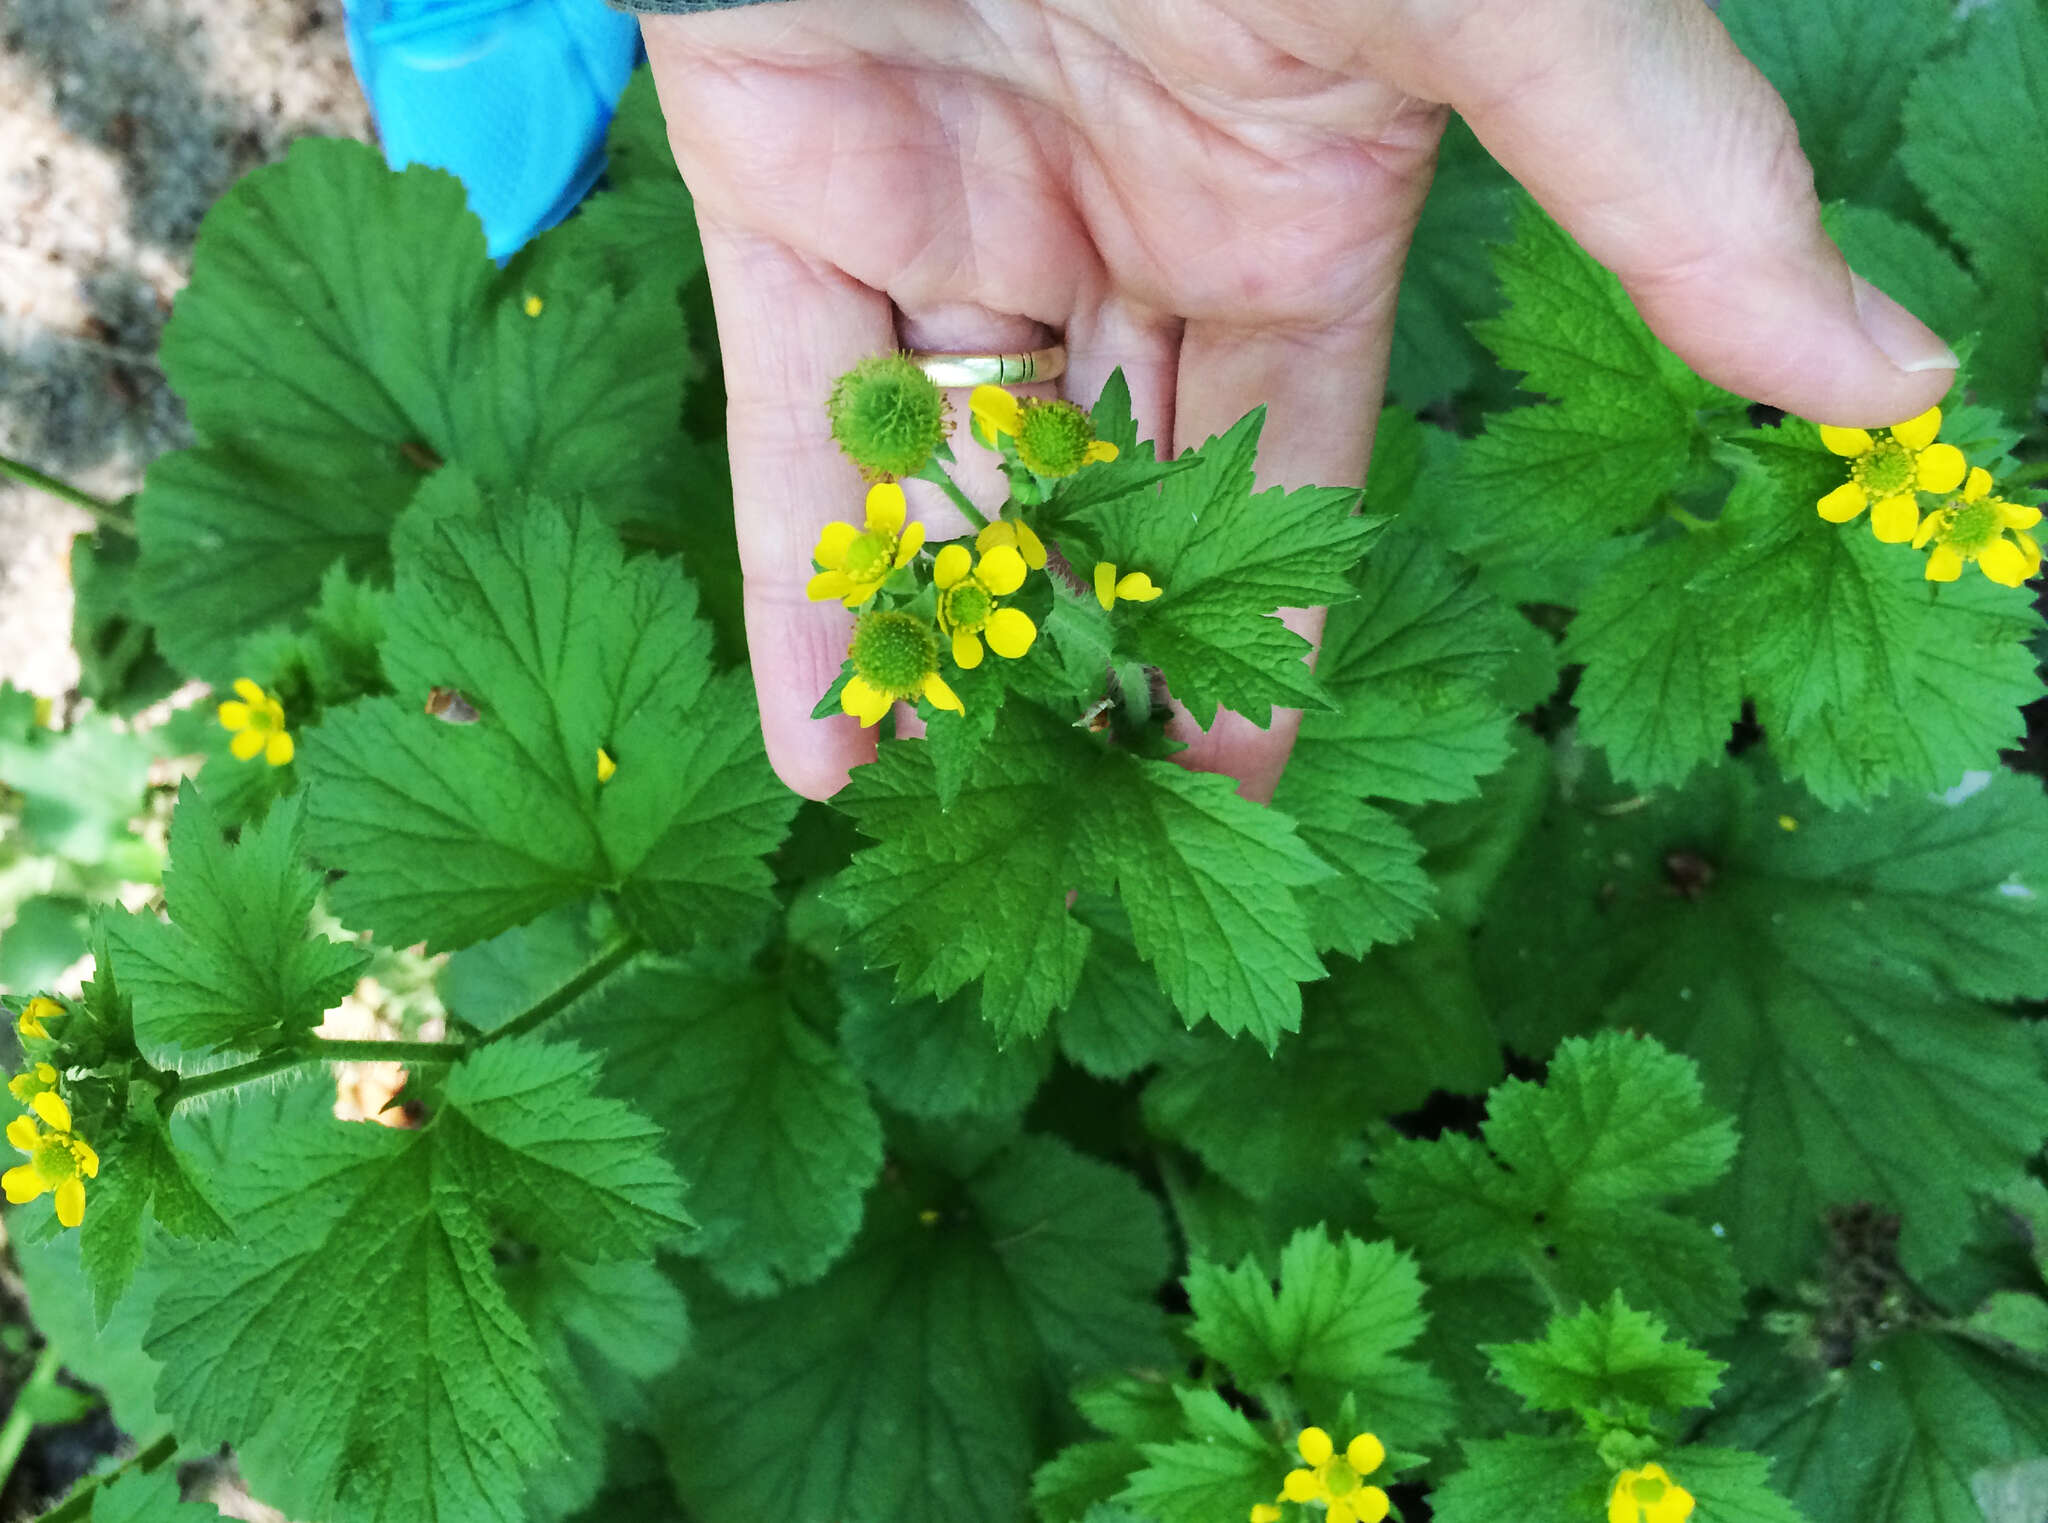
[912, 460, 991, 530]
[31, 1434, 178, 1523]
[162, 938, 642, 1113]
[1521, 1250, 1572, 1315]
[0, 453, 135, 538]
[0, 1346, 63, 1498]
[1665, 504, 1714, 534]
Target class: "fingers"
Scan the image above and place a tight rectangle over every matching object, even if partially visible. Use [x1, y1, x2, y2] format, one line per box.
[1381, 0, 1953, 426]
[1166, 309, 1396, 802]
[698, 215, 895, 801]
[1061, 295, 1184, 462]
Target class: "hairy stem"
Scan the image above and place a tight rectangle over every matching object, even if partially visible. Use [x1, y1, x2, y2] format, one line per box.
[478, 933, 643, 1046]
[912, 459, 991, 530]
[0, 452, 136, 538]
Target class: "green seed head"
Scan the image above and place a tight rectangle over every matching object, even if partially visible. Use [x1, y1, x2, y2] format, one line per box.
[1945, 499, 2002, 551]
[942, 581, 993, 634]
[1855, 440, 1915, 498]
[32, 1137, 79, 1182]
[842, 530, 896, 581]
[1013, 400, 1098, 478]
[826, 354, 952, 480]
[850, 611, 940, 698]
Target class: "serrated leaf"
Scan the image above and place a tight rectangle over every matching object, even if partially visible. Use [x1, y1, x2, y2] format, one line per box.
[106, 785, 369, 1067]
[147, 1039, 681, 1523]
[302, 488, 794, 954]
[1474, 757, 2048, 1288]
[833, 704, 1328, 1045]
[1054, 898, 1180, 1081]
[1118, 1388, 1275, 1523]
[658, 1136, 1171, 1523]
[1286, 519, 1524, 807]
[1272, 780, 1436, 957]
[1370, 1032, 1742, 1334]
[77, 1109, 231, 1326]
[840, 974, 1053, 1121]
[1185, 1227, 1453, 1442]
[572, 960, 884, 1296]
[1485, 1293, 1725, 1417]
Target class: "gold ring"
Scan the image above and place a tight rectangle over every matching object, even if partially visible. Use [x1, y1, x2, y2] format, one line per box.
[908, 344, 1067, 388]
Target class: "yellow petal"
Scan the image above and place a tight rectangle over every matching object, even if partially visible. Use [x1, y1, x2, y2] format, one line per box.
[1912, 512, 1943, 549]
[597, 747, 617, 783]
[951, 631, 984, 669]
[1085, 440, 1119, 464]
[986, 607, 1038, 660]
[1328, 1501, 1358, 1523]
[7, 1115, 39, 1152]
[1354, 1490, 1391, 1523]
[1818, 424, 1873, 457]
[3, 1164, 43, 1203]
[841, 677, 893, 728]
[921, 672, 964, 715]
[230, 729, 268, 761]
[1870, 494, 1920, 543]
[1891, 406, 1942, 451]
[1817, 481, 1868, 522]
[1117, 572, 1163, 602]
[2018, 532, 2043, 576]
[1978, 536, 2030, 588]
[233, 677, 266, 705]
[32, 1091, 71, 1131]
[1297, 1428, 1334, 1466]
[934, 543, 973, 591]
[1610, 1474, 1639, 1523]
[265, 731, 295, 767]
[805, 571, 855, 603]
[1346, 1434, 1385, 1475]
[840, 582, 883, 610]
[1998, 500, 2044, 531]
[866, 481, 908, 536]
[216, 700, 252, 731]
[1094, 562, 1119, 610]
[895, 520, 927, 567]
[1925, 543, 1964, 582]
[970, 384, 1021, 439]
[55, 1175, 84, 1228]
[73, 1139, 99, 1177]
[1916, 442, 1966, 493]
[1282, 1471, 1320, 1503]
[1250, 1506, 1282, 1523]
[978, 544, 1027, 596]
[1016, 519, 1048, 569]
[1963, 467, 1993, 502]
[1646, 1476, 1694, 1523]
[975, 521, 1014, 555]
[814, 520, 859, 569]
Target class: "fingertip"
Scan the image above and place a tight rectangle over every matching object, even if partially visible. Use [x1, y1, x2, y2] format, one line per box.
[760, 704, 868, 801]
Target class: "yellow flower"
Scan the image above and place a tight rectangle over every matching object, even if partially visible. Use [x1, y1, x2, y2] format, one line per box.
[597, 747, 617, 783]
[1816, 406, 1966, 543]
[1276, 1428, 1389, 1523]
[934, 542, 1038, 668]
[523, 293, 544, 317]
[218, 678, 295, 766]
[1249, 1506, 1282, 1523]
[3, 1090, 98, 1229]
[840, 610, 965, 728]
[807, 483, 928, 609]
[17, 996, 65, 1042]
[978, 517, 1049, 572]
[1094, 561, 1164, 611]
[7, 1062, 59, 1106]
[1910, 466, 2043, 588]
[1608, 1463, 1694, 1523]
[969, 386, 1119, 477]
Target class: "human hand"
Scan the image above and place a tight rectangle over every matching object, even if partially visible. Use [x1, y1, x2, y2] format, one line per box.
[641, 0, 1957, 802]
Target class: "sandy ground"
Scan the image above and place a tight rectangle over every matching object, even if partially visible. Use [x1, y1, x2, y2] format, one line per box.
[0, 0, 372, 697]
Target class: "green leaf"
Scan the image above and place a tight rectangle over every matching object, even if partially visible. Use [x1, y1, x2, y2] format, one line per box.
[1485, 1293, 1725, 1417]
[1720, 0, 1949, 205]
[1423, 200, 1729, 570]
[77, 1108, 231, 1324]
[302, 488, 794, 954]
[1185, 1227, 1454, 1443]
[1272, 781, 1437, 959]
[1144, 926, 1500, 1199]
[1118, 1388, 1276, 1523]
[572, 960, 884, 1295]
[833, 704, 1329, 1045]
[1076, 407, 1377, 728]
[1434, 1438, 1807, 1523]
[85, 1469, 224, 1523]
[147, 1040, 683, 1523]
[1286, 519, 1526, 808]
[1054, 899, 1181, 1081]
[14, 1225, 172, 1443]
[106, 785, 370, 1067]
[1389, 117, 1513, 407]
[658, 1136, 1171, 1523]
[1474, 756, 2048, 1288]
[841, 974, 1053, 1121]
[1712, 1329, 2048, 1523]
[1370, 1031, 1743, 1334]
[1902, 2, 2048, 415]
[136, 138, 695, 675]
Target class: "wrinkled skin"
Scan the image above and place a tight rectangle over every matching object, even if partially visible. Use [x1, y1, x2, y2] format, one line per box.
[643, 0, 1956, 801]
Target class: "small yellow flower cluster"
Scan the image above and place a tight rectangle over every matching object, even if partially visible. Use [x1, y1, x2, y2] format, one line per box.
[218, 678, 295, 766]
[1608, 1462, 1694, 1523]
[1817, 407, 2041, 587]
[1250, 1428, 1390, 1523]
[5, 1002, 95, 1230]
[969, 385, 1120, 477]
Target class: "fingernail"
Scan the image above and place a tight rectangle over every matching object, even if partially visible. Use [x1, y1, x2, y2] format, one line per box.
[1851, 274, 1958, 374]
